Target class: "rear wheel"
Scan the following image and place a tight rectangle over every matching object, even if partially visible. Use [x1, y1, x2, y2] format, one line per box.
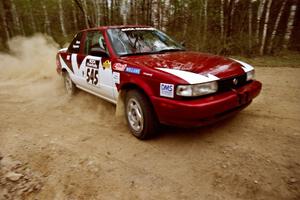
[125, 90, 159, 140]
[63, 72, 76, 95]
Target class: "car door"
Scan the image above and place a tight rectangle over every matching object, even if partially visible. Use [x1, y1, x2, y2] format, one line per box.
[79, 31, 115, 102]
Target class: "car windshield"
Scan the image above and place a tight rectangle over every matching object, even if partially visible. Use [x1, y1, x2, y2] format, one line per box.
[107, 28, 185, 56]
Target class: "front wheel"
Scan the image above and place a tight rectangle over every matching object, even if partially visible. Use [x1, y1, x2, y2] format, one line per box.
[125, 90, 159, 140]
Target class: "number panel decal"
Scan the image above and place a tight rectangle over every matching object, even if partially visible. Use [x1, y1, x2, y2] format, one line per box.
[85, 58, 100, 86]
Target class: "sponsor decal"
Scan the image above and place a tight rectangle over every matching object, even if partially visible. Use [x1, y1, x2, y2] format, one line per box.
[66, 55, 70, 60]
[121, 27, 155, 31]
[142, 72, 153, 77]
[86, 59, 99, 69]
[113, 63, 127, 71]
[112, 72, 120, 84]
[72, 45, 80, 49]
[75, 40, 80, 44]
[125, 67, 141, 75]
[86, 59, 100, 85]
[102, 60, 111, 70]
[160, 83, 174, 98]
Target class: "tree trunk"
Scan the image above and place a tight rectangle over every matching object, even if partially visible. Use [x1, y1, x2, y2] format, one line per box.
[104, 0, 109, 25]
[226, 0, 234, 41]
[27, 0, 36, 33]
[260, 0, 272, 55]
[41, 1, 51, 35]
[268, 0, 287, 53]
[0, 2, 10, 39]
[248, 0, 253, 51]
[256, 0, 267, 44]
[83, 0, 90, 28]
[152, 0, 159, 28]
[283, 3, 297, 49]
[72, 0, 78, 30]
[220, 0, 225, 40]
[110, 0, 114, 24]
[196, 1, 203, 51]
[230, 0, 239, 30]
[95, 0, 101, 26]
[203, 0, 208, 46]
[10, 0, 23, 35]
[135, 0, 138, 24]
[156, 0, 161, 28]
[147, 0, 152, 25]
[58, 0, 67, 37]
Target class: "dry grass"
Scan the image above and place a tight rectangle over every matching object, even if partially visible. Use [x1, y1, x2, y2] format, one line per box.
[233, 51, 300, 68]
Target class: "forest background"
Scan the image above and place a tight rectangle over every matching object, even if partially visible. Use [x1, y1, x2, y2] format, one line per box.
[0, 0, 299, 56]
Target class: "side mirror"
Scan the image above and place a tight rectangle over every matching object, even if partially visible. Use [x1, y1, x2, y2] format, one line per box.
[90, 48, 109, 57]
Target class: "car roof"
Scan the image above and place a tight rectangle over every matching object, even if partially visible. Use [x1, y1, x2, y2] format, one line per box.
[81, 25, 153, 32]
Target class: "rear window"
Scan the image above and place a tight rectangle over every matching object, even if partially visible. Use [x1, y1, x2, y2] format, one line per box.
[68, 32, 83, 53]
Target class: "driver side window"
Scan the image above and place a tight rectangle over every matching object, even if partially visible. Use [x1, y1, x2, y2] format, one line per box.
[84, 31, 107, 56]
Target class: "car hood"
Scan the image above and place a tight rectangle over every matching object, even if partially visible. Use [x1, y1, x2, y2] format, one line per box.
[121, 51, 247, 79]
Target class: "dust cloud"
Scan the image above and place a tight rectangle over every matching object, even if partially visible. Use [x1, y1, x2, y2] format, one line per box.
[0, 34, 118, 125]
[0, 34, 59, 81]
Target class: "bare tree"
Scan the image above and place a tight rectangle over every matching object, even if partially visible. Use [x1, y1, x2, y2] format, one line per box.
[73, 0, 93, 28]
[256, 0, 267, 44]
[83, 0, 90, 28]
[71, 0, 78, 30]
[248, 0, 253, 51]
[94, 0, 101, 26]
[0, 0, 299, 55]
[0, 2, 10, 39]
[58, 0, 67, 37]
[260, 0, 272, 55]
[230, 0, 240, 29]
[10, 0, 23, 35]
[41, 1, 51, 35]
[203, 0, 208, 45]
[120, 0, 128, 25]
[283, 3, 297, 49]
[27, 0, 36, 33]
[220, 0, 225, 40]
[268, 0, 287, 53]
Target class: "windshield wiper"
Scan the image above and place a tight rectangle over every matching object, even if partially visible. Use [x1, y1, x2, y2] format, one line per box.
[119, 52, 158, 57]
[156, 48, 185, 53]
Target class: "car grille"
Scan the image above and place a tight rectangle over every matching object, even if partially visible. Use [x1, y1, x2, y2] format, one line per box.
[218, 74, 248, 92]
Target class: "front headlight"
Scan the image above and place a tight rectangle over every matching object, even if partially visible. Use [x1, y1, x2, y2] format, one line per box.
[176, 81, 218, 97]
[246, 70, 255, 81]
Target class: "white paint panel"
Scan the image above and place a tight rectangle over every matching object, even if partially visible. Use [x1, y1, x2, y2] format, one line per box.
[156, 68, 219, 84]
[58, 48, 68, 52]
[231, 59, 254, 73]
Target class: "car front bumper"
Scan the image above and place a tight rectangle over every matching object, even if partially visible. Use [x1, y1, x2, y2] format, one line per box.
[151, 80, 262, 127]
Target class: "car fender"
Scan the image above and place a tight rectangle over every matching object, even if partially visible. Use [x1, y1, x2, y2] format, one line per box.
[119, 74, 155, 98]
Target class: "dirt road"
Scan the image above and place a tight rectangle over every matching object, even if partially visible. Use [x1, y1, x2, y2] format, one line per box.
[0, 36, 299, 199]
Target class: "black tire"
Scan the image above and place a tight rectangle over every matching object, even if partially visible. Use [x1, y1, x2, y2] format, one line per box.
[125, 90, 159, 140]
[63, 72, 76, 95]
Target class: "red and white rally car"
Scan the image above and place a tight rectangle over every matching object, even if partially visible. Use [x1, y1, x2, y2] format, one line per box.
[56, 25, 262, 139]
